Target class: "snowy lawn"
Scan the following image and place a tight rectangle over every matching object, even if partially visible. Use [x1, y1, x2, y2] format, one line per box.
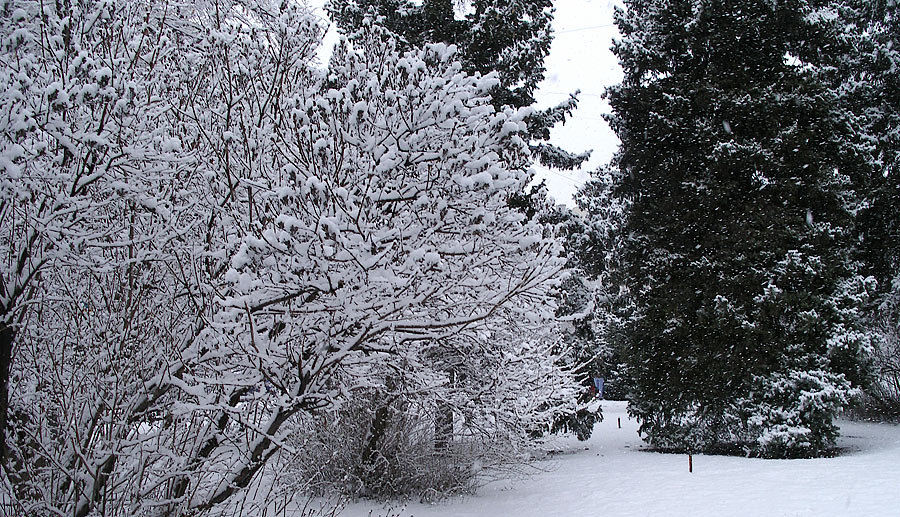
[337, 400, 900, 517]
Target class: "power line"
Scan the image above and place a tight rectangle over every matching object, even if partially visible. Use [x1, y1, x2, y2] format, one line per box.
[538, 91, 607, 98]
[555, 23, 617, 35]
[539, 169, 590, 185]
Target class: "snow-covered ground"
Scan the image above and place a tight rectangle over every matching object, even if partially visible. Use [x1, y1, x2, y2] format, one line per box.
[337, 400, 900, 517]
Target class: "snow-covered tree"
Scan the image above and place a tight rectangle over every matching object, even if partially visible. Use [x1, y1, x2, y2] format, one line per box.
[325, 0, 591, 170]
[569, 168, 634, 397]
[607, 0, 873, 456]
[1, 1, 323, 513]
[822, 0, 900, 299]
[810, 0, 900, 423]
[0, 0, 208, 476]
[536, 170, 633, 440]
[1, 0, 573, 514]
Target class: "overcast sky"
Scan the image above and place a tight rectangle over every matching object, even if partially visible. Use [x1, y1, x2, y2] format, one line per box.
[532, 0, 623, 206]
[309, 0, 624, 206]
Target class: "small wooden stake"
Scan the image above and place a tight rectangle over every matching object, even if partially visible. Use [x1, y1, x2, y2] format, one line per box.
[689, 454, 693, 473]
[617, 417, 621, 429]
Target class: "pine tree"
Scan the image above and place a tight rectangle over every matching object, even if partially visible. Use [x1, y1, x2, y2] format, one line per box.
[325, 0, 591, 170]
[607, 0, 873, 456]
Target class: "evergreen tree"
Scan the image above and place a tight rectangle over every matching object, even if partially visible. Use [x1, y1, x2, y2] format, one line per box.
[535, 169, 633, 440]
[829, 0, 900, 293]
[569, 168, 635, 404]
[832, 0, 900, 418]
[607, 0, 873, 456]
[325, 0, 591, 170]
[505, 183, 608, 440]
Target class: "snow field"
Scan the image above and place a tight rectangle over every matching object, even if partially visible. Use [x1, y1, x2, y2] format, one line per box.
[338, 401, 900, 517]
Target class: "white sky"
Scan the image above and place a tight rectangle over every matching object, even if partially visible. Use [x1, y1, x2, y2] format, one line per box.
[533, 0, 623, 206]
[309, 0, 624, 206]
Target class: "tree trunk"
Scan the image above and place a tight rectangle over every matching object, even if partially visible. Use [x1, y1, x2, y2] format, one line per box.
[0, 322, 13, 467]
[435, 370, 455, 452]
[434, 401, 453, 452]
[361, 400, 391, 467]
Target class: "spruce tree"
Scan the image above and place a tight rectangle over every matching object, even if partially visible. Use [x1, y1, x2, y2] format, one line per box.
[325, 0, 591, 170]
[607, 0, 872, 456]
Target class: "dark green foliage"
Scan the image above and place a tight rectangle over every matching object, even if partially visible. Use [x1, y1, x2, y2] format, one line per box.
[607, 0, 873, 456]
[325, 0, 591, 170]
[828, 0, 900, 292]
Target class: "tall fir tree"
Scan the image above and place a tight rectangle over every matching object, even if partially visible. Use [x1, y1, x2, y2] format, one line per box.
[325, 0, 591, 170]
[829, 0, 900, 293]
[606, 0, 873, 456]
[832, 0, 900, 416]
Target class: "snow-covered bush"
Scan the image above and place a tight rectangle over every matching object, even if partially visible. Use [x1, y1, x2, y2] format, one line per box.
[1, 1, 573, 514]
[739, 370, 853, 457]
[862, 275, 900, 420]
[285, 387, 480, 502]
[284, 311, 578, 501]
[866, 327, 900, 420]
